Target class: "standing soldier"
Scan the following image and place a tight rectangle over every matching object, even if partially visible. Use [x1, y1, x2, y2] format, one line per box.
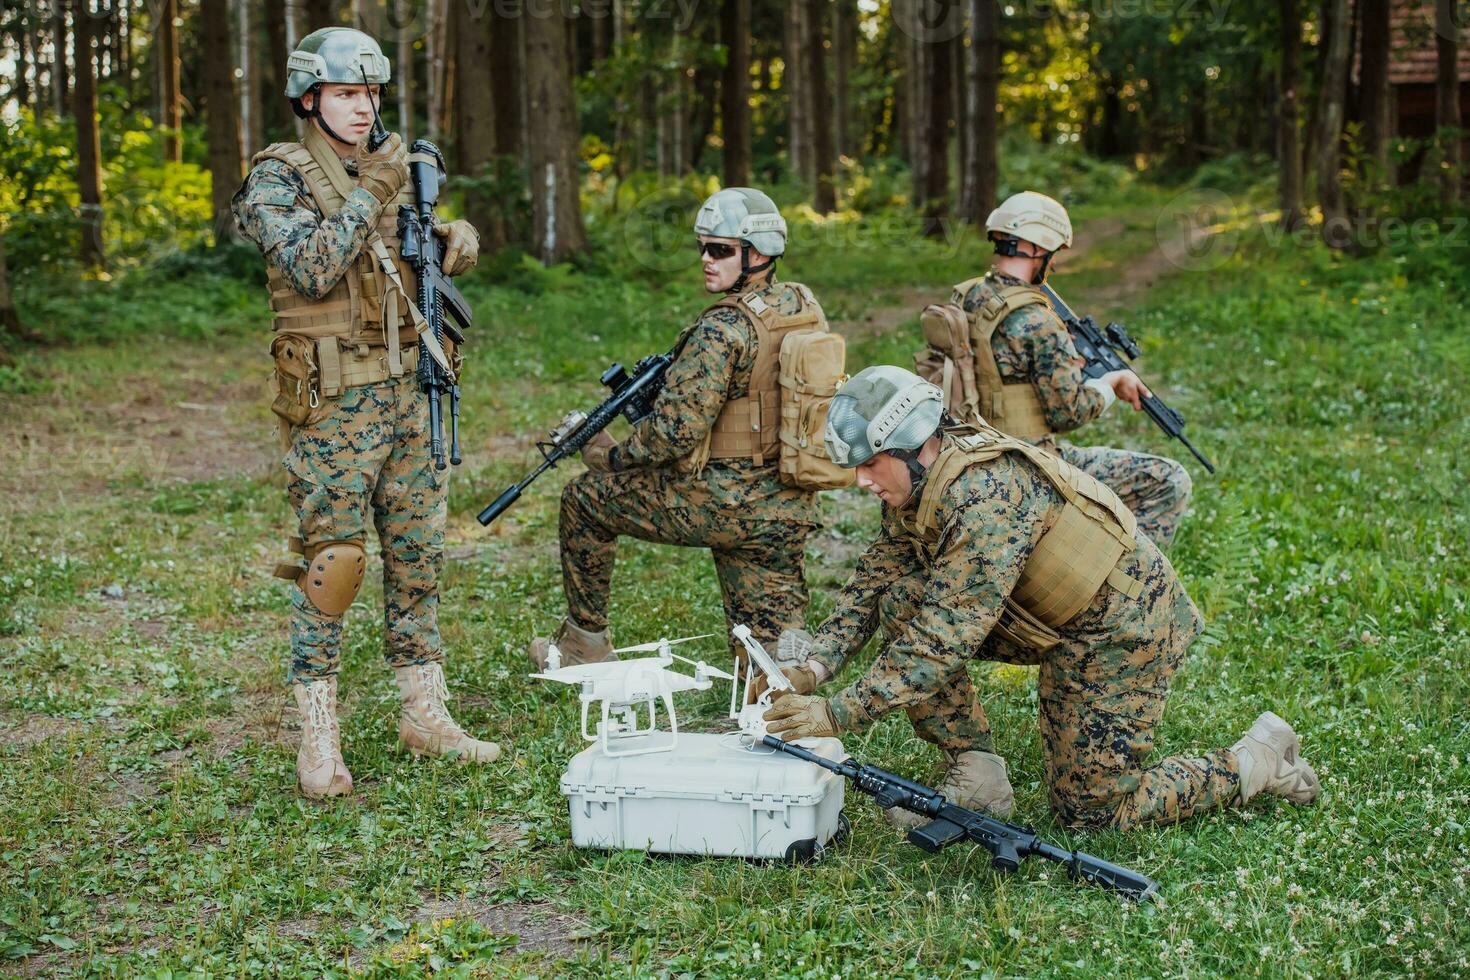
[233, 28, 497, 799]
[528, 189, 831, 669]
[760, 367, 1320, 831]
[926, 191, 1194, 548]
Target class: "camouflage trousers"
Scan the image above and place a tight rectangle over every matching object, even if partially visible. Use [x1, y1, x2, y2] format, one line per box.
[881, 569, 1239, 830]
[559, 468, 814, 659]
[284, 380, 446, 681]
[1056, 442, 1192, 549]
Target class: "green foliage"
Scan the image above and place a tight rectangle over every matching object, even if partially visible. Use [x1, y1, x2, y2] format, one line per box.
[0, 109, 214, 274]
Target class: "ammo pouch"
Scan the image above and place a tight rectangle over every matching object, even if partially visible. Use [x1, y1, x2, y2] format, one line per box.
[269, 334, 324, 427]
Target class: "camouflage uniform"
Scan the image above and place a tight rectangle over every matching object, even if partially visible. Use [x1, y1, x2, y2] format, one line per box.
[233, 156, 471, 682]
[959, 271, 1192, 548]
[559, 279, 821, 658]
[810, 429, 1238, 830]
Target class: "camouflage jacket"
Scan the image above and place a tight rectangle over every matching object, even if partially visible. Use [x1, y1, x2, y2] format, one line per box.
[231, 157, 385, 300]
[812, 432, 1202, 732]
[614, 278, 821, 522]
[958, 270, 1106, 436]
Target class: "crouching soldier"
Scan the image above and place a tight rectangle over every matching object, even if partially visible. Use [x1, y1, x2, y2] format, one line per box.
[529, 188, 842, 669]
[760, 366, 1320, 831]
[233, 27, 497, 799]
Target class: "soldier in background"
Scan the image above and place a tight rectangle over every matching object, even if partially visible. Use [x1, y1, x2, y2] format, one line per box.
[233, 28, 497, 799]
[529, 189, 827, 670]
[939, 191, 1194, 548]
[761, 366, 1320, 831]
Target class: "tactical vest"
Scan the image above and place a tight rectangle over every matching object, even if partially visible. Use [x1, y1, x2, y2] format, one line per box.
[252, 130, 438, 395]
[931, 277, 1057, 442]
[695, 282, 828, 466]
[899, 423, 1144, 652]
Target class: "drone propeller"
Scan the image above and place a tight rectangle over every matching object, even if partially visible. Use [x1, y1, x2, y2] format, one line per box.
[610, 633, 718, 655]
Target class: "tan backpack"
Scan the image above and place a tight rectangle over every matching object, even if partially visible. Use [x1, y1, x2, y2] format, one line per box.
[687, 284, 853, 490]
[913, 277, 1056, 441]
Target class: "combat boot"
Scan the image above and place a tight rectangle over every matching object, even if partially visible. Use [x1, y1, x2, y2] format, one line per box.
[292, 677, 353, 799]
[528, 617, 615, 670]
[885, 749, 1014, 830]
[1231, 711, 1321, 806]
[394, 662, 502, 763]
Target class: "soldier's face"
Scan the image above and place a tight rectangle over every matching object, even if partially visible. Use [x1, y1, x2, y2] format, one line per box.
[855, 452, 913, 508]
[306, 83, 382, 145]
[698, 235, 744, 292]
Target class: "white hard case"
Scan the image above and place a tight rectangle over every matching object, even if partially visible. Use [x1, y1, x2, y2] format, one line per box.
[561, 732, 848, 861]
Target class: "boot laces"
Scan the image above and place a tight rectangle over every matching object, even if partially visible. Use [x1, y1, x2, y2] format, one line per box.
[414, 663, 457, 727]
[302, 681, 338, 759]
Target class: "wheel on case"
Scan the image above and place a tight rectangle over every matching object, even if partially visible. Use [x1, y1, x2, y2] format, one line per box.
[783, 838, 819, 864]
[832, 811, 851, 845]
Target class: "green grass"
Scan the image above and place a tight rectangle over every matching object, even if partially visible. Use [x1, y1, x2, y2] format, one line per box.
[1, 190, 1468, 977]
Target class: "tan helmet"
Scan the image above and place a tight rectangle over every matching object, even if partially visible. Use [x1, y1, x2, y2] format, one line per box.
[984, 191, 1073, 252]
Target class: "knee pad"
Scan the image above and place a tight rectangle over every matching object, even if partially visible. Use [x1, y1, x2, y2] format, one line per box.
[301, 540, 366, 615]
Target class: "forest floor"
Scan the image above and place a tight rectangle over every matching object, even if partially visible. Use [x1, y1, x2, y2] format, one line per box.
[2, 185, 1468, 977]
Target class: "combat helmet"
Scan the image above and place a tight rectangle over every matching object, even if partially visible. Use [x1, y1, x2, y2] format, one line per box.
[285, 27, 391, 142]
[825, 366, 945, 484]
[985, 191, 1073, 283]
[694, 188, 787, 291]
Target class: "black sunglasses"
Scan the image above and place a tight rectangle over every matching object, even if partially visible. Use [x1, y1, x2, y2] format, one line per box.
[696, 241, 739, 260]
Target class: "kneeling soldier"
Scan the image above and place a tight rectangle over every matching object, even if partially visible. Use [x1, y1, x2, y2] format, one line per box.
[931, 191, 1194, 548]
[761, 366, 1320, 831]
[530, 188, 829, 668]
[233, 27, 497, 799]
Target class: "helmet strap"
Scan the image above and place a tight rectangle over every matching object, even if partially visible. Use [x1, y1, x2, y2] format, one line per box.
[729, 244, 775, 293]
[887, 443, 930, 489]
[1032, 250, 1055, 285]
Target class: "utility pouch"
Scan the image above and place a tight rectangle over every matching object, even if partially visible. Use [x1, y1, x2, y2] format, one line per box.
[269, 334, 327, 427]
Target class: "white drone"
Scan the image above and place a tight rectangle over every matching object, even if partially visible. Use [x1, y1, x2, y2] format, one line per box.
[730, 624, 796, 739]
[531, 634, 734, 757]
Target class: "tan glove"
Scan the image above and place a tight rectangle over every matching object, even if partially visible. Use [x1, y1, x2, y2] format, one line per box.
[434, 219, 480, 276]
[762, 694, 840, 741]
[581, 431, 617, 472]
[354, 133, 408, 206]
[749, 664, 818, 705]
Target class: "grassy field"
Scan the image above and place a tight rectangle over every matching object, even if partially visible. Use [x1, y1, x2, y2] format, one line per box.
[2, 183, 1468, 977]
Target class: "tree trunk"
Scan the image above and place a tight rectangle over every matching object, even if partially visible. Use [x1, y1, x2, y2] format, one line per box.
[833, 0, 857, 158]
[960, 0, 998, 224]
[918, 36, 952, 237]
[264, 0, 291, 140]
[786, 0, 809, 185]
[72, 0, 105, 269]
[0, 233, 26, 348]
[1312, 0, 1351, 245]
[157, 0, 182, 162]
[1358, 0, 1390, 180]
[52, 3, 68, 115]
[1436, 0, 1462, 206]
[524, 12, 586, 263]
[200, 0, 243, 241]
[1278, 0, 1304, 229]
[453, 0, 500, 251]
[235, 0, 259, 162]
[491, 3, 525, 169]
[806, 0, 837, 211]
[721, 0, 752, 186]
[285, 0, 300, 47]
[14, 7, 32, 111]
[307, 3, 336, 32]
[396, 0, 414, 141]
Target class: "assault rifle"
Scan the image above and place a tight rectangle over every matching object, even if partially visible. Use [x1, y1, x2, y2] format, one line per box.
[363, 70, 473, 470]
[400, 141, 472, 470]
[476, 354, 674, 526]
[1040, 283, 1215, 474]
[763, 736, 1159, 902]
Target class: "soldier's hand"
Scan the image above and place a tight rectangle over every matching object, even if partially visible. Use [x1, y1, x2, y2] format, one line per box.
[1104, 368, 1151, 411]
[434, 219, 480, 276]
[354, 133, 408, 206]
[581, 431, 617, 472]
[762, 694, 840, 741]
[748, 664, 818, 705]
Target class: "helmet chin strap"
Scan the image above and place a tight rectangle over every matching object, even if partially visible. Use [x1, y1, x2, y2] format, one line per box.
[991, 235, 1053, 285]
[729, 244, 775, 293]
[311, 107, 357, 148]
